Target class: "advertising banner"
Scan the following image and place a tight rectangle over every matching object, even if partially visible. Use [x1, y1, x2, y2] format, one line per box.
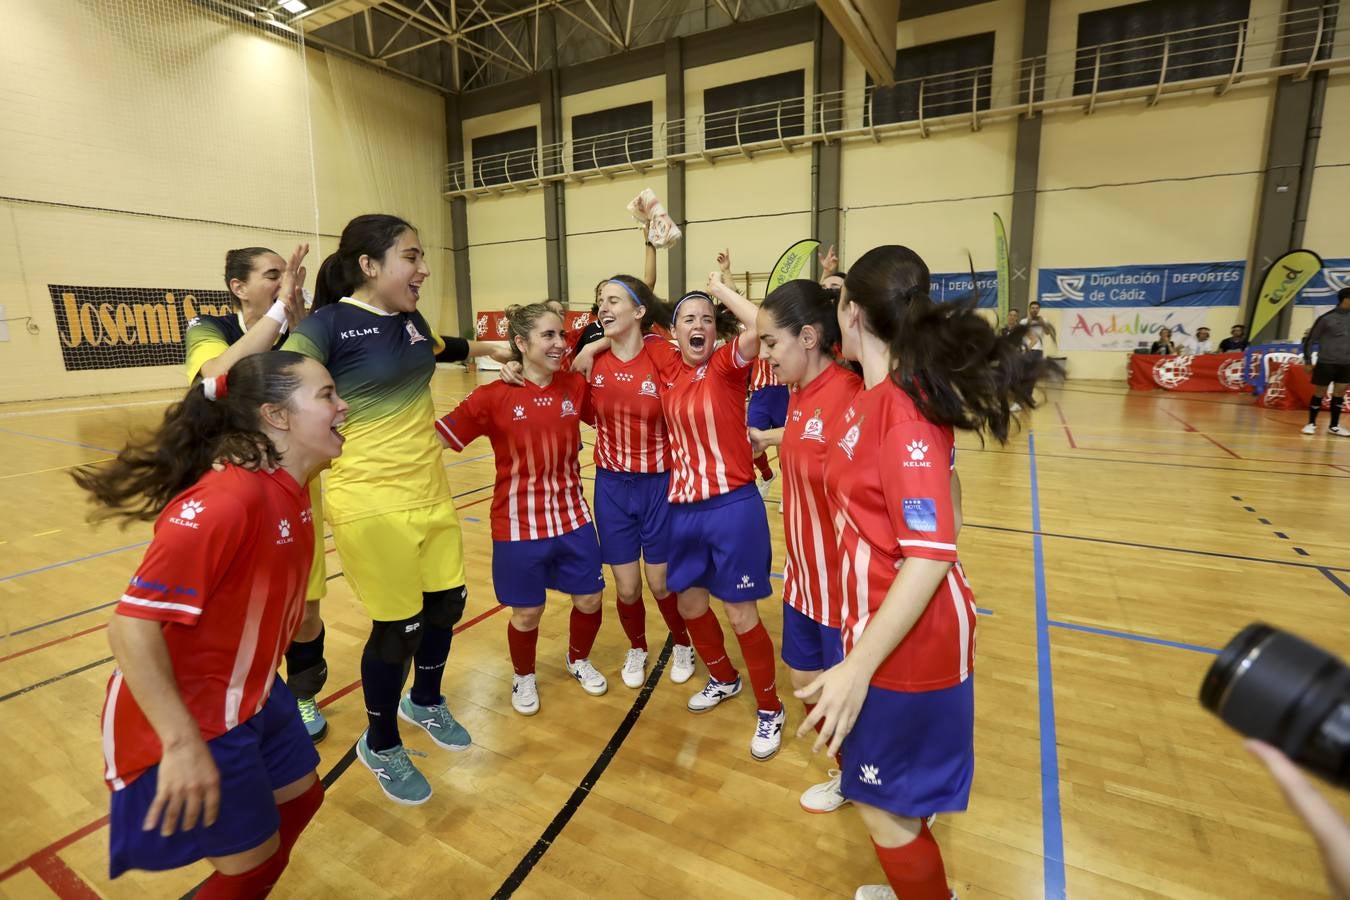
[1295, 256, 1349, 306]
[1037, 261, 1244, 308]
[1058, 306, 1223, 351]
[49, 284, 237, 371]
[993, 213, 1010, 323]
[1249, 249, 1322, 337]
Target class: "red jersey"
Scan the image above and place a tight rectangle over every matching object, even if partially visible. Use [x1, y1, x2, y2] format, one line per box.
[749, 357, 780, 392]
[584, 341, 670, 474]
[101, 466, 313, 790]
[780, 364, 862, 627]
[654, 338, 756, 504]
[823, 379, 975, 692]
[437, 372, 592, 541]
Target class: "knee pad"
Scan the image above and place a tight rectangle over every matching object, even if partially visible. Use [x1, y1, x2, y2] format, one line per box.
[423, 585, 467, 630]
[365, 613, 424, 665]
[285, 661, 328, 699]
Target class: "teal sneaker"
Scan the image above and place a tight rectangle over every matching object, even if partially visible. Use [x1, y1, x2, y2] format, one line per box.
[356, 731, 432, 806]
[397, 694, 472, 751]
[297, 696, 328, 743]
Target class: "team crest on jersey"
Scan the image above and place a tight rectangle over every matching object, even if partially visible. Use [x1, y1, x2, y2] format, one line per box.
[838, 417, 863, 460]
[405, 321, 427, 345]
[693, 365, 708, 382]
[801, 408, 825, 442]
[639, 376, 658, 398]
[561, 400, 577, 417]
[513, 405, 526, 421]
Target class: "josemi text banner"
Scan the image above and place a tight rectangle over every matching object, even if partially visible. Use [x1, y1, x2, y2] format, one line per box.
[49, 285, 238, 371]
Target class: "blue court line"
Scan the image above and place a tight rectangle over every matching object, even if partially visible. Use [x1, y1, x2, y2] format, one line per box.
[1047, 620, 1220, 655]
[0, 540, 149, 584]
[0, 426, 115, 454]
[1029, 432, 1067, 899]
[445, 451, 494, 469]
[463, 516, 481, 523]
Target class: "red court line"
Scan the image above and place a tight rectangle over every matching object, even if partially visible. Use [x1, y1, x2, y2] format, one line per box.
[1160, 408, 1242, 460]
[0, 602, 508, 889]
[1052, 402, 1078, 449]
[0, 624, 108, 664]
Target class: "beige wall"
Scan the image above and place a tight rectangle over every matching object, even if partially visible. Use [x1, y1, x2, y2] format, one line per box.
[0, 0, 449, 403]
[1292, 72, 1350, 339]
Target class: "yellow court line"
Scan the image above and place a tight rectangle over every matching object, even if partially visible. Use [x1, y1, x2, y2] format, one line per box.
[32, 529, 61, 538]
[0, 457, 115, 480]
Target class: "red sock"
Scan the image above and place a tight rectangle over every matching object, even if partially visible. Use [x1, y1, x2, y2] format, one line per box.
[683, 608, 738, 683]
[197, 848, 288, 898]
[733, 621, 780, 713]
[277, 778, 323, 857]
[616, 597, 647, 651]
[654, 593, 691, 646]
[753, 453, 774, 481]
[507, 621, 539, 675]
[872, 820, 949, 900]
[568, 607, 603, 662]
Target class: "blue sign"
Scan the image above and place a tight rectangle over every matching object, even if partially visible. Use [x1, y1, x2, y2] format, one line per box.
[1037, 261, 1244, 308]
[931, 270, 996, 308]
[1297, 257, 1349, 305]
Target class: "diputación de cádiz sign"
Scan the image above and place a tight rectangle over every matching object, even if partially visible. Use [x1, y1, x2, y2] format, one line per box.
[49, 285, 238, 370]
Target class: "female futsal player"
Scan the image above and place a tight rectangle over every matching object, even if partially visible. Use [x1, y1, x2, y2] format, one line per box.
[650, 274, 785, 760]
[183, 244, 332, 743]
[434, 303, 608, 716]
[801, 245, 1048, 899]
[287, 214, 511, 806]
[78, 351, 344, 897]
[715, 249, 783, 495]
[749, 279, 862, 811]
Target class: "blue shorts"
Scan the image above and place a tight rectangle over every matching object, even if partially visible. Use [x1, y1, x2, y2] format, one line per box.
[666, 483, 772, 601]
[747, 385, 790, 430]
[109, 678, 319, 878]
[593, 468, 671, 566]
[780, 603, 843, 672]
[491, 525, 606, 607]
[838, 679, 975, 819]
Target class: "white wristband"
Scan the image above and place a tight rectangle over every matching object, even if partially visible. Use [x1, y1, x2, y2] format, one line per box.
[265, 299, 289, 333]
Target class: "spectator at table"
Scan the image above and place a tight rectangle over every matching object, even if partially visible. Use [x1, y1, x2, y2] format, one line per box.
[1150, 328, 1181, 355]
[1219, 325, 1248, 352]
[1190, 327, 1214, 354]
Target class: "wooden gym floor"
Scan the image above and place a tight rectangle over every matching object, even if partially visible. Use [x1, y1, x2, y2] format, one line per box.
[2, 369, 1348, 899]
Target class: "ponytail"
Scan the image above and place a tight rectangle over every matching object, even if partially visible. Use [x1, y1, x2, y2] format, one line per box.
[313, 214, 416, 309]
[73, 352, 308, 523]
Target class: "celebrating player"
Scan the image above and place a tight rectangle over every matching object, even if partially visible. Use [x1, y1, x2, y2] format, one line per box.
[287, 214, 511, 805]
[183, 244, 333, 743]
[77, 352, 344, 896]
[435, 303, 608, 715]
[802, 244, 1049, 899]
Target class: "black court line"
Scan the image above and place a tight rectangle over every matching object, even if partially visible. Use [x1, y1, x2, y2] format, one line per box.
[975, 445, 1349, 478]
[0, 656, 113, 703]
[492, 636, 674, 899]
[1319, 568, 1350, 599]
[963, 522, 1350, 574]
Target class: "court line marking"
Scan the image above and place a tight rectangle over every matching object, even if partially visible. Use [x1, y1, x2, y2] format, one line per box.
[1052, 402, 1077, 449]
[1318, 568, 1350, 599]
[1159, 408, 1243, 459]
[0, 398, 173, 419]
[494, 635, 674, 899]
[0, 458, 115, 480]
[0, 657, 114, 704]
[31, 850, 100, 899]
[1047, 620, 1220, 655]
[979, 445, 1350, 478]
[0, 426, 115, 454]
[0, 541, 151, 586]
[0, 624, 109, 664]
[1029, 432, 1066, 899]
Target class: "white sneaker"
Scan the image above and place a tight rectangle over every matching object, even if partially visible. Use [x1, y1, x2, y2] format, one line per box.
[750, 705, 786, 760]
[1302, 423, 1318, 435]
[756, 472, 776, 498]
[511, 673, 539, 716]
[565, 655, 608, 696]
[687, 675, 742, 712]
[853, 889, 954, 900]
[670, 644, 697, 684]
[1330, 425, 1350, 437]
[621, 648, 648, 689]
[800, 769, 850, 813]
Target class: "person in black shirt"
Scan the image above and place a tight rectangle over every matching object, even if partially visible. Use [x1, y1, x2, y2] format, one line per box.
[1219, 324, 1248, 352]
[1150, 328, 1181, 355]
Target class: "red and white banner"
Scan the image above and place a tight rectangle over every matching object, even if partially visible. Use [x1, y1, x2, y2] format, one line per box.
[1258, 361, 1350, 410]
[1127, 352, 1248, 392]
[474, 309, 593, 339]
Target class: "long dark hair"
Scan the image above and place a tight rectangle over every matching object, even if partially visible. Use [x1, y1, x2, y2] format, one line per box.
[224, 247, 276, 308]
[313, 214, 414, 308]
[844, 245, 1056, 443]
[606, 274, 669, 334]
[72, 352, 309, 523]
[760, 279, 841, 355]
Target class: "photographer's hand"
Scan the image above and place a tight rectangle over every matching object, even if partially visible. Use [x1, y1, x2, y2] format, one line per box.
[1248, 740, 1350, 899]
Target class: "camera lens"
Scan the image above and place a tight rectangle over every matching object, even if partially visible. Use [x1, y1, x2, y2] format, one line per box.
[1201, 623, 1350, 786]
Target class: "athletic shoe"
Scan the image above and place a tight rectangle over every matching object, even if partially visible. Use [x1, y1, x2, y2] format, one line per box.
[688, 675, 742, 712]
[853, 891, 955, 900]
[1331, 425, 1350, 437]
[756, 472, 776, 498]
[1302, 423, 1318, 435]
[800, 769, 849, 813]
[621, 648, 648, 689]
[750, 705, 786, 760]
[296, 696, 328, 744]
[398, 693, 471, 751]
[511, 673, 540, 716]
[356, 731, 431, 806]
[565, 655, 608, 696]
[670, 644, 697, 684]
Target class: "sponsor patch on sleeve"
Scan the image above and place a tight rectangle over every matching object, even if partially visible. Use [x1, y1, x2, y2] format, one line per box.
[902, 497, 938, 532]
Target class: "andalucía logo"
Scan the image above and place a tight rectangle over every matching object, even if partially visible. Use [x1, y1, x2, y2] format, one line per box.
[49, 284, 236, 371]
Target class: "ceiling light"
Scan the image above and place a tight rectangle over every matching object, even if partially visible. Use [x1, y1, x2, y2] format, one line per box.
[280, 0, 308, 13]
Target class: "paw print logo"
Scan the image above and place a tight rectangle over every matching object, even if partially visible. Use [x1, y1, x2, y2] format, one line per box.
[513, 405, 526, 420]
[179, 500, 205, 520]
[906, 440, 928, 462]
[860, 764, 882, 786]
[278, 519, 291, 539]
[186, 317, 201, 330]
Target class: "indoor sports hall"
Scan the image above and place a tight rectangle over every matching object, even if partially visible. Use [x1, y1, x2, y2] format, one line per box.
[2, 1, 1349, 898]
